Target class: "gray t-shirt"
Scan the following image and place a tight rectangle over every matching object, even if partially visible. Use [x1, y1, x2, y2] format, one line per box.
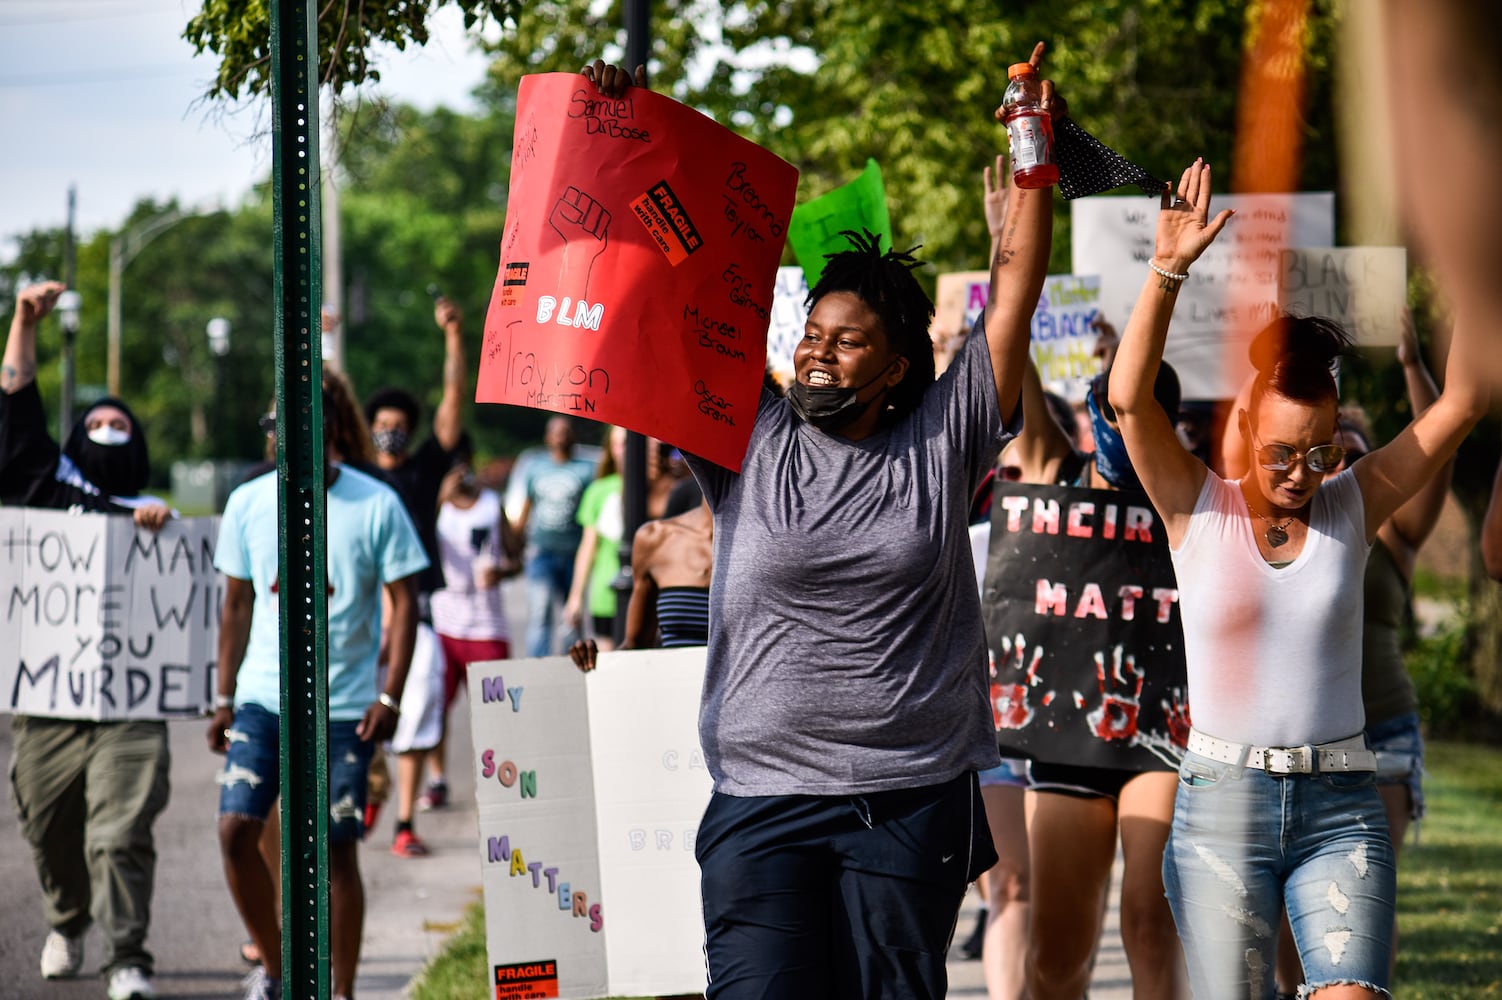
[689, 324, 1015, 795]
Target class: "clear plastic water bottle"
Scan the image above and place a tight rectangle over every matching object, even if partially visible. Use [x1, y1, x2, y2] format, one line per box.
[1001, 62, 1059, 189]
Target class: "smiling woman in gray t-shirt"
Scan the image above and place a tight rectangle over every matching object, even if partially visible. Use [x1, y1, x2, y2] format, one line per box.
[669, 111, 1055, 997]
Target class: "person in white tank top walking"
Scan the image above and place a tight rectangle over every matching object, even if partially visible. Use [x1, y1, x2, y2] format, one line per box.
[1106, 159, 1486, 1000]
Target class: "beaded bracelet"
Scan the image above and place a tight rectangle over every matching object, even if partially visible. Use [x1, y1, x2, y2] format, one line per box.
[1148, 261, 1190, 283]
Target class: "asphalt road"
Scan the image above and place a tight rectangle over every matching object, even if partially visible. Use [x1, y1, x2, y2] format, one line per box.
[0, 704, 484, 1000]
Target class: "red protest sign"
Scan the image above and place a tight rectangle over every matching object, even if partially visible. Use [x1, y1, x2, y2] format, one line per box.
[478, 73, 799, 470]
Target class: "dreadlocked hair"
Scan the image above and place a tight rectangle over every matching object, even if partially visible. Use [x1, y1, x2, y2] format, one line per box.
[1248, 313, 1352, 410]
[806, 228, 937, 423]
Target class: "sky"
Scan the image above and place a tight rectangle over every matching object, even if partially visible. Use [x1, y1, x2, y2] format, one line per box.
[0, 0, 500, 253]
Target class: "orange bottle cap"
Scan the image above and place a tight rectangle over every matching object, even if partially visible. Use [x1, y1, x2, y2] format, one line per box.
[1007, 63, 1036, 79]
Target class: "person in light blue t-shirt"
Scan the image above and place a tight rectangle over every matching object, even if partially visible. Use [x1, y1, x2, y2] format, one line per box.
[207, 407, 428, 1000]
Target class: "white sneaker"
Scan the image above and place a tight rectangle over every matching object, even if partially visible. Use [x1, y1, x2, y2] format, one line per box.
[39, 930, 83, 979]
[241, 965, 283, 1000]
[106, 966, 155, 1000]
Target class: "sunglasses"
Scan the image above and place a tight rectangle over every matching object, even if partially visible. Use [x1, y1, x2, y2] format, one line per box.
[258, 413, 276, 434]
[1244, 413, 1344, 473]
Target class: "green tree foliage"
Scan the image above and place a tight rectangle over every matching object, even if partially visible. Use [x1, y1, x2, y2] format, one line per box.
[477, 0, 1339, 276]
[184, 0, 518, 101]
[332, 95, 553, 454]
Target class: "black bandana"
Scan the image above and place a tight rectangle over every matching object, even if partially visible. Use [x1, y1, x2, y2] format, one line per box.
[63, 396, 151, 497]
[1055, 118, 1168, 201]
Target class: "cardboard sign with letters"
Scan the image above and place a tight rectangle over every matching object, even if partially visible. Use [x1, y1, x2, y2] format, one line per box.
[468, 648, 711, 999]
[1, 508, 220, 720]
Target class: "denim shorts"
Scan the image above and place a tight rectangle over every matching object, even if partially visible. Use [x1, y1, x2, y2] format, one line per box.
[1367, 711, 1425, 821]
[217, 703, 374, 845]
[977, 756, 1031, 789]
[1163, 749, 1396, 999]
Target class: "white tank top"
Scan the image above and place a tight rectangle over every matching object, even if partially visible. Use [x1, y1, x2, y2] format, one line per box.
[1170, 469, 1369, 747]
[429, 489, 510, 641]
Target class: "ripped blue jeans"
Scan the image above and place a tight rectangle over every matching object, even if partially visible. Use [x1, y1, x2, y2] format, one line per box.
[1163, 750, 1395, 999]
[217, 703, 373, 845]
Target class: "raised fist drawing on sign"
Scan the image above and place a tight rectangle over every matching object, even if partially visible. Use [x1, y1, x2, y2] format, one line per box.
[549, 186, 612, 297]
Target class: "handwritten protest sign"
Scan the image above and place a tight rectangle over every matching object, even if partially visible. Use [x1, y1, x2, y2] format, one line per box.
[931, 272, 1104, 402]
[469, 648, 711, 1000]
[982, 484, 1189, 771]
[787, 158, 892, 288]
[931, 270, 989, 375]
[1279, 247, 1407, 347]
[1072, 193, 1335, 398]
[1, 508, 220, 721]
[478, 73, 799, 471]
[765, 266, 809, 383]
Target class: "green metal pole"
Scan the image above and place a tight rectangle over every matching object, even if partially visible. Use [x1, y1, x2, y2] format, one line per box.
[269, 2, 330, 997]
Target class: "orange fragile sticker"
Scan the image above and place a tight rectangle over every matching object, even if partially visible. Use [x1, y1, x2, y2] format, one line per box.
[494, 959, 560, 999]
[478, 73, 798, 471]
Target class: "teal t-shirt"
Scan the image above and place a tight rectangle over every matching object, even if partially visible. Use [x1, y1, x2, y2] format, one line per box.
[214, 465, 430, 720]
[522, 455, 597, 554]
[576, 473, 623, 619]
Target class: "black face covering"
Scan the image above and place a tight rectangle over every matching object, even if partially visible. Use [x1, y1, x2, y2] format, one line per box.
[63, 397, 151, 497]
[786, 362, 897, 433]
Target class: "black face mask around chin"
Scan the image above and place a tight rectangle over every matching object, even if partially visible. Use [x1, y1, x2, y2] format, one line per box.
[786, 363, 897, 432]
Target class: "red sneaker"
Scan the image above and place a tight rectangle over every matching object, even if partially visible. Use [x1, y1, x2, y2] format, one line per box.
[391, 829, 430, 858]
[362, 801, 382, 839]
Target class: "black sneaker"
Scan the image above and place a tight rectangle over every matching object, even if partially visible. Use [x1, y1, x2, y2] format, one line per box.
[959, 906, 988, 960]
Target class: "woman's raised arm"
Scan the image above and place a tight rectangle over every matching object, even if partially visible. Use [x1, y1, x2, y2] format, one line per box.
[1107, 160, 1232, 547]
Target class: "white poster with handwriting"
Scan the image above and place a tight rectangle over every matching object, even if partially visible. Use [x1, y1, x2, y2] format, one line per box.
[766, 266, 810, 383]
[1072, 193, 1335, 398]
[1, 508, 220, 720]
[1279, 246, 1407, 347]
[469, 647, 710, 1000]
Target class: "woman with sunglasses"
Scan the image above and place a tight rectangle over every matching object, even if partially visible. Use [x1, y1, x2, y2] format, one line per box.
[1220, 313, 1453, 997]
[1107, 159, 1486, 999]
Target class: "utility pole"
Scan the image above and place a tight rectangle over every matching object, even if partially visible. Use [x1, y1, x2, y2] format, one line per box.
[613, 0, 652, 644]
[322, 115, 344, 371]
[58, 186, 77, 439]
[107, 208, 187, 397]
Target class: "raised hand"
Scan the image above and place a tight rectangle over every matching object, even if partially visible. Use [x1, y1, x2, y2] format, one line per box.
[1153, 158, 1235, 276]
[568, 638, 600, 673]
[581, 59, 648, 99]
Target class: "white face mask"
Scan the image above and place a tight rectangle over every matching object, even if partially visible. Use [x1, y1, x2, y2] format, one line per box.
[87, 425, 132, 447]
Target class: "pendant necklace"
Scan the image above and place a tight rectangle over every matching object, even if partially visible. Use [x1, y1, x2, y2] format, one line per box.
[1247, 500, 1294, 548]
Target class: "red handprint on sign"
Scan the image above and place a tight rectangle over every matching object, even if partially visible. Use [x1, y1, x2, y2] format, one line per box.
[1085, 644, 1144, 741]
[549, 186, 612, 296]
[1160, 686, 1192, 748]
[992, 633, 1046, 730]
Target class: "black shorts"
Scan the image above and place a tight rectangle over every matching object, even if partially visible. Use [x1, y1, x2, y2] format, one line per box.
[1027, 761, 1141, 801]
[697, 772, 995, 999]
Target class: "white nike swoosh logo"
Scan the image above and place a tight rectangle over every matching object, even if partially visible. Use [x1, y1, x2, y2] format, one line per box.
[941, 852, 956, 863]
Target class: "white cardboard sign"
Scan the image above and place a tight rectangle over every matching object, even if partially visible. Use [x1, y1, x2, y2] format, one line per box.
[0, 508, 220, 720]
[766, 265, 810, 383]
[1278, 246, 1407, 347]
[1072, 192, 1336, 398]
[468, 647, 711, 1000]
